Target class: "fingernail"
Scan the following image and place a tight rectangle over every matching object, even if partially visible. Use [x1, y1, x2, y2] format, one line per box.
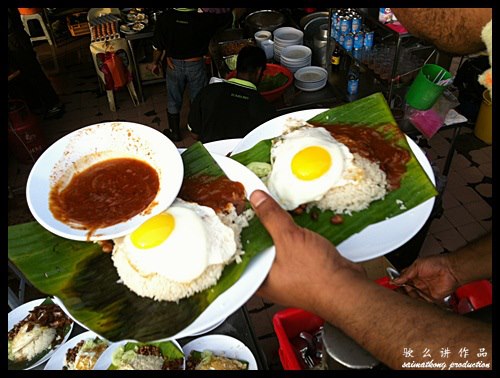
[250, 190, 268, 208]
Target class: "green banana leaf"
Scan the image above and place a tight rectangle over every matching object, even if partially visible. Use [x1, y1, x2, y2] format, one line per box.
[231, 92, 438, 246]
[8, 142, 271, 342]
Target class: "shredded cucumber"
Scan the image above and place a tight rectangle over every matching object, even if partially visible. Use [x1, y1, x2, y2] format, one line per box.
[246, 162, 271, 178]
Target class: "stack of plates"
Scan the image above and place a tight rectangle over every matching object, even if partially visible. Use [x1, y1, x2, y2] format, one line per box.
[294, 66, 328, 92]
[273, 27, 304, 63]
[280, 45, 312, 73]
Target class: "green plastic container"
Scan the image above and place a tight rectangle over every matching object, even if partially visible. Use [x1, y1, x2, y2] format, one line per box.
[405, 64, 452, 110]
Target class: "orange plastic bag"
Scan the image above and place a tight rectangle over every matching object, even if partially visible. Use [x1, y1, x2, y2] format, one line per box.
[90, 39, 133, 91]
[104, 52, 128, 90]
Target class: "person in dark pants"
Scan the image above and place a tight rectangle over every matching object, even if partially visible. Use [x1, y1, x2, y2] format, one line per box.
[188, 45, 276, 143]
[8, 8, 64, 119]
[147, 8, 238, 142]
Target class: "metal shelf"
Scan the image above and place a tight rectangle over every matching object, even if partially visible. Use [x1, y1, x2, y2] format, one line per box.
[328, 8, 438, 109]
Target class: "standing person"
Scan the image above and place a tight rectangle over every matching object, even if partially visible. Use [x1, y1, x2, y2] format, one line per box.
[147, 8, 237, 142]
[8, 8, 64, 119]
[188, 45, 276, 143]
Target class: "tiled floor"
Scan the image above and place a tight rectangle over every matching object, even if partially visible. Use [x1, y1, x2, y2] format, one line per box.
[8, 37, 492, 370]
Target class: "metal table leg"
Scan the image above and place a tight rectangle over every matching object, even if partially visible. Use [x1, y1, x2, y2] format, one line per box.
[126, 38, 144, 103]
[442, 124, 462, 178]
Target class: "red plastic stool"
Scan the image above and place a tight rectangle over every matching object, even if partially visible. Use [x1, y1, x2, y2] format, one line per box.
[452, 280, 492, 314]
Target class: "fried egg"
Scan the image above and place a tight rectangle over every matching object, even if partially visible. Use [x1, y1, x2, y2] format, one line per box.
[267, 123, 359, 210]
[117, 199, 236, 283]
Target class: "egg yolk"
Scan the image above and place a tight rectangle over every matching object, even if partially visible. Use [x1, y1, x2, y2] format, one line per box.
[291, 146, 332, 180]
[130, 213, 175, 249]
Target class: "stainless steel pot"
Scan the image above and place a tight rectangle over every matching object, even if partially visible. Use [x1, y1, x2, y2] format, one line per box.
[321, 322, 380, 370]
[243, 10, 285, 37]
[313, 23, 329, 68]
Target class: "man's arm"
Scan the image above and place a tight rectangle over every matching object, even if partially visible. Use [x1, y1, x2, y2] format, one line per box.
[251, 190, 492, 370]
[318, 269, 492, 369]
[391, 8, 492, 56]
[147, 48, 164, 74]
[447, 232, 492, 285]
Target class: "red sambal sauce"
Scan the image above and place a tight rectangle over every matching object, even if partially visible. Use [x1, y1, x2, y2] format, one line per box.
[309, 123, 410, 190]
[49, 157, 160, 236]
[179, 175, 246, 214]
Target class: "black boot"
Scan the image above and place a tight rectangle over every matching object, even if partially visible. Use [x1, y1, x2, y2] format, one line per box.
[164, 112, 182, 142]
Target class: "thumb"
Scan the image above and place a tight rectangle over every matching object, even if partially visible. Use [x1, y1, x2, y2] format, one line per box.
[249, 190, 297, 239]
[393, 267, 414, 284]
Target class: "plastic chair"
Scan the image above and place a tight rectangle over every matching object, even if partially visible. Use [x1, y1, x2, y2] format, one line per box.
[20, 11, 53, 46]
[90, 39, 140, 112]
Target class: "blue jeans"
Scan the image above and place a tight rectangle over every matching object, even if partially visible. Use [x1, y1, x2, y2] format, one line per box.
[166, 59, 207, 114]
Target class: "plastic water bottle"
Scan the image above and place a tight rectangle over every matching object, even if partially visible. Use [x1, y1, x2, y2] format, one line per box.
[347, 61, 360, 95]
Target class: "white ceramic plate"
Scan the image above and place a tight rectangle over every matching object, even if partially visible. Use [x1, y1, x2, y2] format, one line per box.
[294, 66, 328, 83]
[231, 109, 436, 262]
[87, 8, 120, 22]
[119, 24, 137, 35]
[44, 330, 109, 370]
[26, 122, 184, 241]
[51, 152, 275, 342]
[167, 153, 275, 339]
[183, 334, 258, 370]
[204, 138, 243, 156]
[8, 298, 74, 370]
[294, 80, 327, 92]
[280, 45, 312, 61]
[93, 339, 184, 370]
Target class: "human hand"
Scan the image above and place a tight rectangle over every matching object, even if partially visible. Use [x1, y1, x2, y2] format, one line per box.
[250, 190, 365, 312]
[165, 57, 175, 70]
[393, 254, 460, 302]
[146, 63, 160, 74]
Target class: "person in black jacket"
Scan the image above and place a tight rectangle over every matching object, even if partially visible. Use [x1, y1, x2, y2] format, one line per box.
[188, 45, 276, 143]
[148, 8, 237, 142]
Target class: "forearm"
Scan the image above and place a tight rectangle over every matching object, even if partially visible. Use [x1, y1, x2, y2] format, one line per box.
[315, 270, 492, 369]
[151, 49, 163, 65]
[392, 8, 492, 56]
[448, 233, 492, 286]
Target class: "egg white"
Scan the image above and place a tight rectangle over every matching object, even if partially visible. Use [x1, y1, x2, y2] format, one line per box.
[116, 199, 236, 283]
[267, 125, 357, 210]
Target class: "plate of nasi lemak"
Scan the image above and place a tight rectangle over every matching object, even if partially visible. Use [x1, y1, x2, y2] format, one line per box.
[8, 298, 74, 370]
[9, 142, 275, 344]
[44, 330, 110, 370]
[230, 93, 438, 262]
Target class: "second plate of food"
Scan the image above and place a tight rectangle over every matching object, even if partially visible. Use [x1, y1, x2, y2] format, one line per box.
[93, 339, 185, 370]
[183, 334, 258, 370]
[44, 330, 110, 370]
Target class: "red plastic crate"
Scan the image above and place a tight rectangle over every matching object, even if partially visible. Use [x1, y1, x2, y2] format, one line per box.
[272, 308, 324, 370]
[273, 279, 492, 370]
[454, 279, 492, 313]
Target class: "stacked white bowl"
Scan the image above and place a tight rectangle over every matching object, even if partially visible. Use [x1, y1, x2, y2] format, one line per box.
[294, 66, 328, 92]
[280, 45, 312, 73]
[273, 27, 304, 63]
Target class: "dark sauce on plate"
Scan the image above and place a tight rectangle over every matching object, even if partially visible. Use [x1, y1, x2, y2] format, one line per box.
[49, 158, 159, 238]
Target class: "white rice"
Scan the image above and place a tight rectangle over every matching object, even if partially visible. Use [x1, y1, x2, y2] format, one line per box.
[111, 204, 254, 302]
[8, 324, 56, 362]
[308, 153, 388, 215]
